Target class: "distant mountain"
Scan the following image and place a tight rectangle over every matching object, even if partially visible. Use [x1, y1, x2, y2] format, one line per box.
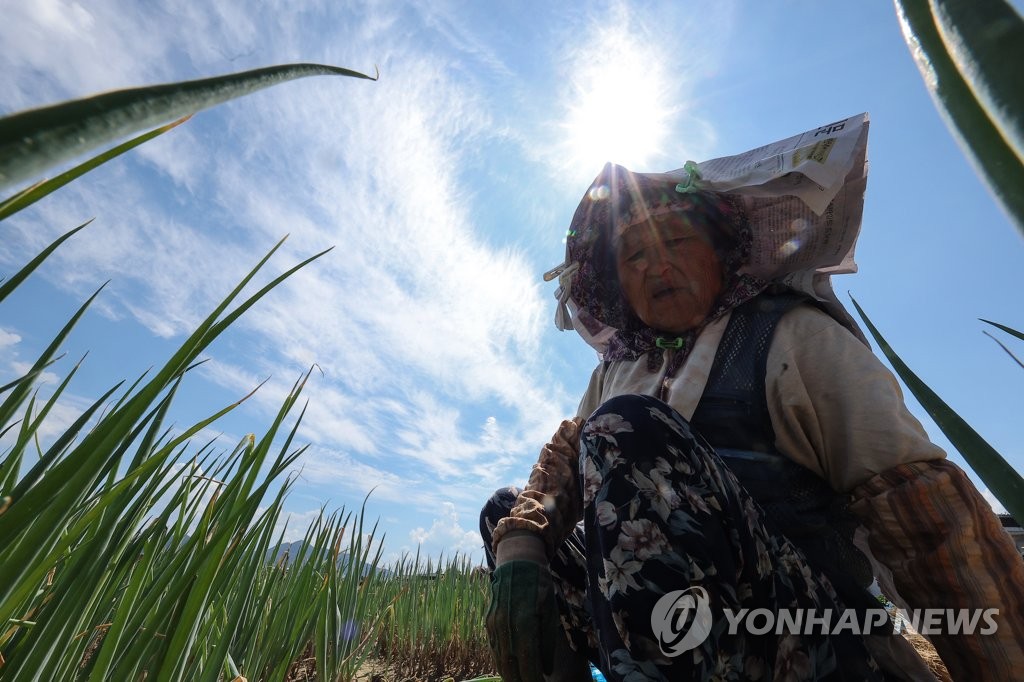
[265, 541, 390, 577]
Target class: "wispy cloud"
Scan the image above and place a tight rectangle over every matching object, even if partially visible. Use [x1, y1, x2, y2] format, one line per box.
[410, 2, 515, 80]
[291, 444, 430, 506]
[2, 0, 728, 563]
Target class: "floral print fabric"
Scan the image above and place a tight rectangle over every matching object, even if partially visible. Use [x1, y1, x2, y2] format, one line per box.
[482, 394, 886, 681]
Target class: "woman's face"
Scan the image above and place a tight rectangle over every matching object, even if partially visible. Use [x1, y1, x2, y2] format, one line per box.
[615, 213, 724, 334]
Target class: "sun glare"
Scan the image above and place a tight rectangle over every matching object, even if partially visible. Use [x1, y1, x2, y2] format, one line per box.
[562, 31, 674, 173]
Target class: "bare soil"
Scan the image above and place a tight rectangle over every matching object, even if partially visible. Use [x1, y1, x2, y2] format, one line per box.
[905, 631, 952, 682]
[282, 630, 954, 682]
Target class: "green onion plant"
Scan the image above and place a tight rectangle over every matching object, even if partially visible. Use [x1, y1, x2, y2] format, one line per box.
[369, 552, 493, 682]
[0, 63, 391, 681]
[873, 0, 1024, 521]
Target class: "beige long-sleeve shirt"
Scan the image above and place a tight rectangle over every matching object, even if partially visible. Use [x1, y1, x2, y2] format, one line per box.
[575, 304, 946, 493]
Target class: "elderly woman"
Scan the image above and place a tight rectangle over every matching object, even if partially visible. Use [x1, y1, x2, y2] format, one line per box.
[480, 164, 1024, 681]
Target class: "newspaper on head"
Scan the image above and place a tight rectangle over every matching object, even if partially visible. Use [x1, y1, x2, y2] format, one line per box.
[640, 112, 869, 283]
[553, 113, 871, 351]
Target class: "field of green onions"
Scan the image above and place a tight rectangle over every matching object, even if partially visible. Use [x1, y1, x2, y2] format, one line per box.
[0, 65, 497, 681]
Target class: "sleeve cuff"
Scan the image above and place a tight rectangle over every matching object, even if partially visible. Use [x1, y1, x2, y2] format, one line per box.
[494, 530, 548, 567]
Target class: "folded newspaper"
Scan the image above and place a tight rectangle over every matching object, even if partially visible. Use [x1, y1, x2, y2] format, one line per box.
[553, 112, 870, 351]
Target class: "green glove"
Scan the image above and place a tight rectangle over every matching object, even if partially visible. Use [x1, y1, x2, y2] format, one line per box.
[485, 560, 561, 682]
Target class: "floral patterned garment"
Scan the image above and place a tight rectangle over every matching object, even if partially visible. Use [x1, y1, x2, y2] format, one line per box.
[482, 394, 887, 682]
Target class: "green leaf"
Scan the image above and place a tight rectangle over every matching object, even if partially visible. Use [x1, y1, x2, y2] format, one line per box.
[0, 117, 190, 222]
[979, 319, 1024, 369]
[0, 220, 91, 305]
[929, 0, 1024, 164]
[0, 353, 67, 396]
[0, 62, 377, 190]
[894, 0, 1024, 236]
[982, 331, 1024, 369]
[980, 318, 1024, 342]
[0, 355, 84, 493]
[0, 282, 105, 432]
[2, 380, 120, 506]
[851, 296, 1024, 522]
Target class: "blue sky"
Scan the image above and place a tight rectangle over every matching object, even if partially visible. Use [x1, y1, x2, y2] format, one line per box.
[1, 0, 1022, 564]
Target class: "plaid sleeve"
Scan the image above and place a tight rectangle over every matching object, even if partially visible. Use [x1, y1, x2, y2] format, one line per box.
[850, 459, 1024, 680]
[492, 418, 584, 557]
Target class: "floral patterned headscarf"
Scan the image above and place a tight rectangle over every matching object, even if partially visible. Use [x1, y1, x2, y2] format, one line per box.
[557, 163, 770, 376]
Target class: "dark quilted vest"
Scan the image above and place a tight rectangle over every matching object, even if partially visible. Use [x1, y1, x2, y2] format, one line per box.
[690, 292, 885, 626]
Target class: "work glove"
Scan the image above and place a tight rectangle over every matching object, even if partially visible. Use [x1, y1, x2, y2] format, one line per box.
[486, 559, 561, 682]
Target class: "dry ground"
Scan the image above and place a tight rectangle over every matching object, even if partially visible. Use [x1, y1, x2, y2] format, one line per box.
[282, 630, 952, 682]
[904, 631, 952, 682]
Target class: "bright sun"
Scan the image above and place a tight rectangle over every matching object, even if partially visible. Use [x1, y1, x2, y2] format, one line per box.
[562, 30, 674, 173]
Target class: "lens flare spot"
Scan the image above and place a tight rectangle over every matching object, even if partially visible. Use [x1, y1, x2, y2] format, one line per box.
[778, 239, 802, 257]
[589, 184, 610, 201]
[789, 218, 809, 233]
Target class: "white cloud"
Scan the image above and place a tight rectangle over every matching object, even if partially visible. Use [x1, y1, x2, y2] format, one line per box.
[410, 3, 513, 79]
[291, 444, 429, 505]
[0, 390, 91, 458]
[10, 361, 60, 386]
[0, 328, 22, 350]
[1, 1, 168, 112]
[272, 507, 329, 545]
[409, 501, 481, 556]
